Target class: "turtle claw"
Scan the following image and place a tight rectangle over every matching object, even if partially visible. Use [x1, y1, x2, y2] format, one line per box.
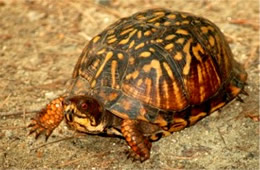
[126, 149, 148, 162]
[28, 97, 65, 141]
[28, 117, 54, 140]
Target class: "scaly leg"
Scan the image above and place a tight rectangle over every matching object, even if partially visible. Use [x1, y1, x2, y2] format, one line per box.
[121, 119, 152, 161]
[28, 97, 65, 140]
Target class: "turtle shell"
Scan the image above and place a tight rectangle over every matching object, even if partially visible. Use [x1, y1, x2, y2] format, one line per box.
[69, 8, 247, 131]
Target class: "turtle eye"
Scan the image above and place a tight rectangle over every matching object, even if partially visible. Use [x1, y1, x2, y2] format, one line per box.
[81, 102, 88, 110]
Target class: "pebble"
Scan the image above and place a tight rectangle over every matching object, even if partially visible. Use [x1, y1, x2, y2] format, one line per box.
[45, 91, 56, 99]
[27, 11, 46, 22]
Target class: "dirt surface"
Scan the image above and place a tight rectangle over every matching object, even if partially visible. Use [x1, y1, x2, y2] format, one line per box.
[0, 0, 259, 169]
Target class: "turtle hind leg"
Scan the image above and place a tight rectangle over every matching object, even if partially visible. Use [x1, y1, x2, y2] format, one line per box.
[121, 119, 152, 162]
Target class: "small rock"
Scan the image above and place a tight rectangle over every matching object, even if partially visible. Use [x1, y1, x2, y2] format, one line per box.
[27, 11, 46, 22]
[5, 130, 13, 138]
[45, 91, 56, 99]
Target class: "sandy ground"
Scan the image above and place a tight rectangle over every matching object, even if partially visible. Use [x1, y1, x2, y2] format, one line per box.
[0, 0, 259, 169]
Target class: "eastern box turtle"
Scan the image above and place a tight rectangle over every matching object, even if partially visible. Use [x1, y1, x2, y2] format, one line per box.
[29, 8, 247, 161]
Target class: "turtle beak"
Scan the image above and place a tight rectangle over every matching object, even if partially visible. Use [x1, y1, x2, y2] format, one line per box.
[64, 100, 77, 122]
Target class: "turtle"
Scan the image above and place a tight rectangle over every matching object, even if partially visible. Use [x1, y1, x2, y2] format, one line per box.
[28, 8, 248, 161]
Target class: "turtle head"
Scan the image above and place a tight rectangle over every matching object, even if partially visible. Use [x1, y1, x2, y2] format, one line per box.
[64, 95, 106, 134]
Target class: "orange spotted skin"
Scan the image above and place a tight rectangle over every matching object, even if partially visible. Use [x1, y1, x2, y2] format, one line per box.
[29, 8, 247, 161]
[28, 97, 65, 140]
[121, 119, 152, 161]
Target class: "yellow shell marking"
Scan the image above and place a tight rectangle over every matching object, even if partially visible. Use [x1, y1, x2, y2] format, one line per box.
[107, 29, 115, 35]
[140, 51, 151, 58]
[128, 40, 135, 49]
[119, 29, 137, 45]
[120, 27, 134, 36]
[173, 51, 182, 61]
[95, 51, 113, 79]
[154, 11, 165, 16]
[176, 29, 189, 35]
[167, 14, 176, 19]
[168, 118, 187, 132]
[136, 14, 146, 20]
[90, 59, 100, 69]
[151, 28, 157, 32]
[181, 14, 187, 18]
[125, 70, 139, 80]
[137, 79, 143, 87]
[156, 39, 163, 43]
[129, 57, 135, 65]
[137, 30, 142, 39]
[189, 112, 207, 126]
[181, 20, 190, 24]
[148, 14, 164, 23]
[122, 24, 133, 30]
[97, 48, 106, 55]
[165, 34, 176, 40]
[192, 43, 204, 62]
[154, 114, 168, 127]
[209, 35, 215, 46]
[91, 80, 96, 88]
[162, 80, 170, 109]
[163, 62, 174, 80]
[117, 53, 124, 60]
[154, 22, 160, 27]
[164, 43, 174, 50]
[107, 34, 116, 40]
[176, 38, 185, 44]
[143, 60, 162, 106]
[182, 39, 192, 75]
[197, 64, 206, 102]
[144, 30, 152, 36]
[149, 48, 155, 52]
[163, 21, 171, 26]
[93, 36, 100, 43]
[172, 81, 185, 110]
[107, 38, 117, 44]
[135, 42, 145, 50]
[144, 78, 152, 103]
[111, 60, 118, 88]
[201, 26, 215, 33]
[210, 102, 225, 113]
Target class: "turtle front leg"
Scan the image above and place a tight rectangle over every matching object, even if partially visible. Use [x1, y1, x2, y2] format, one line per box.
[28, 97, 65, 140]
[121, 119, 152, 161]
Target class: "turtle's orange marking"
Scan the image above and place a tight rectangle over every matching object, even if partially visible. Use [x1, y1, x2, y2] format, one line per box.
[182, 39, 192, 75]
[166, 14, 176, 19]
[28, 97, 65, 140]
[135, 42, 145, 50]
[121, 119, 151, 161]
[165, 34, 176, 40]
